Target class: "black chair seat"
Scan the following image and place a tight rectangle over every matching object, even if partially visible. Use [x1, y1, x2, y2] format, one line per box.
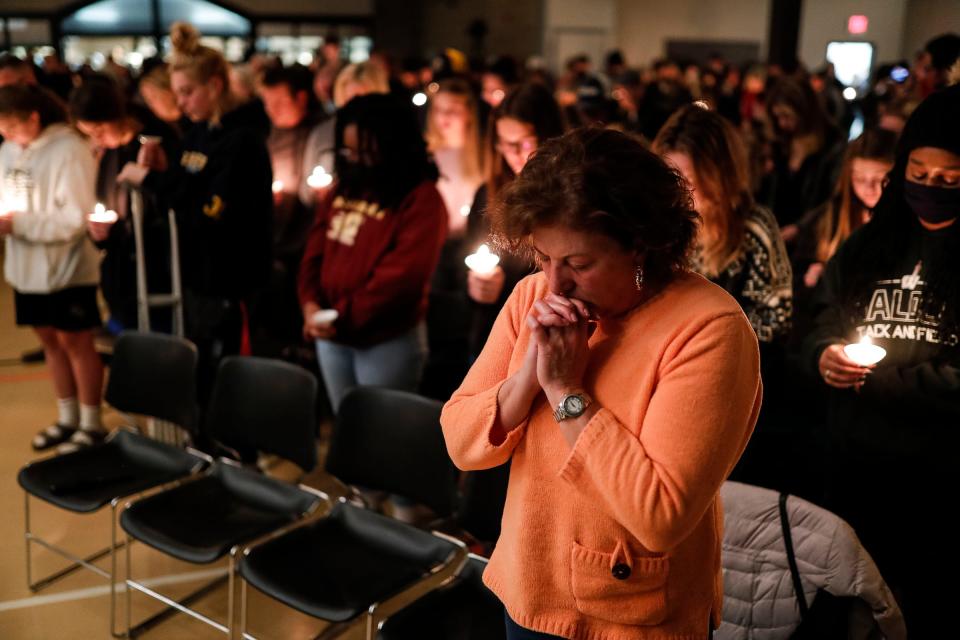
[18, 429, 201, 513]
[120, 462, 318, 564]
[377, 556, 505, 640]
[240, 502, 459, 622]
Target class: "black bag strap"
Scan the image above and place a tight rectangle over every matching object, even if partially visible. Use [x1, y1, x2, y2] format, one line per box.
[779, 492, 809, 620]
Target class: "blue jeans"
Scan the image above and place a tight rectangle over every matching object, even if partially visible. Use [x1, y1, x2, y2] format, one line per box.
[315, 323, 428, 413]
[505, 612, 566, 639]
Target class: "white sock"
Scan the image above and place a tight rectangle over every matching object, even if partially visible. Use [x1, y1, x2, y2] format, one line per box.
[57, 397, 79, 427]
[79, 404, 102, 432]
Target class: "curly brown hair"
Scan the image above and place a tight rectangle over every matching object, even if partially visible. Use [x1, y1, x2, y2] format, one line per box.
[491, 127, 698, 289]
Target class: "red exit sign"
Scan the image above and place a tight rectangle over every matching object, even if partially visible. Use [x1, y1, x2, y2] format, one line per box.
[848, 15, 869, 35]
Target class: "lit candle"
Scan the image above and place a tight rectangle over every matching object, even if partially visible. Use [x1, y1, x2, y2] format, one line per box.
[465, 243, 500, 275]
[1, 193, 26, 215]
[272, 180, 284, 194]
[311, 309, 339, 327]
[307, 166, 333, 189]
[89, 202, 118, 224]
[843, 336, 887, 367]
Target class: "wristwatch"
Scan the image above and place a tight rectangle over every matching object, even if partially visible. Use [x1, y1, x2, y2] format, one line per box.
[553, 392, 592, 422]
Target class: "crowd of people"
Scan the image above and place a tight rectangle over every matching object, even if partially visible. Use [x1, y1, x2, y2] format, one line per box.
[1, 23, 959, 636]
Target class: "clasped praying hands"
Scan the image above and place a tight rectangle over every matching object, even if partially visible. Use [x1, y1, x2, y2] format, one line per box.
[526, 293, 593, 399]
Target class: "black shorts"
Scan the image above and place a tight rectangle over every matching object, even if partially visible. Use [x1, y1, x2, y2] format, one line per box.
[14, 285, 102, 331]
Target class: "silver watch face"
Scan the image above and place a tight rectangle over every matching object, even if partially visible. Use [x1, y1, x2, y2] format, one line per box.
[563, 395, 585, 416]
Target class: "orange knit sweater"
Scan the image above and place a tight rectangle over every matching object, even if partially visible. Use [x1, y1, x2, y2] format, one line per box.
[441, 272, 762, 639]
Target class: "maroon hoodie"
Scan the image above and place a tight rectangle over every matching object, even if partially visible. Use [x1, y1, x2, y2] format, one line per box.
[298, 180, 447, 346]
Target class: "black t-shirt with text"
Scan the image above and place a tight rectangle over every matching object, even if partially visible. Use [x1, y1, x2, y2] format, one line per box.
[804, 219, 960, 457]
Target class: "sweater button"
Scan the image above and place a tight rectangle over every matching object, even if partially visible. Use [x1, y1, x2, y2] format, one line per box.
[611, 563, 631, 580]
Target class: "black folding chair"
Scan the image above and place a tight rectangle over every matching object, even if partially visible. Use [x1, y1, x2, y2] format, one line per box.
[17, 331, 207, 638]
[119, 356, 323, 637]
[376, 463, 511, 640]
[237, 386, 469, 640]
[376, 554, 503, 640]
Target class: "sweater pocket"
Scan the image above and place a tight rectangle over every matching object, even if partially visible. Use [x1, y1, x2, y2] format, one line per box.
[570, 540, 670, 626]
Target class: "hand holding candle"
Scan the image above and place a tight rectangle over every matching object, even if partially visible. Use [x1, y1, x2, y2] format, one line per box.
[465, 243, 500, 275]
[302, 301, 337, 340]
[467, 265, 506, 304]
[311, 309, 339, 327]
[88, 202, 119, 242]
[819, 338, 880, 390]
[307, 165, 333, 190]
[89, 203, 118, 224]
[843, 336, 887, 367]
[0, 193, 27, 235]
[0, 202, 13, 236]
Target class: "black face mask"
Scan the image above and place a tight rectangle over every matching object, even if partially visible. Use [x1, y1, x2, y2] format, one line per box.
[904, 180, 960, 224]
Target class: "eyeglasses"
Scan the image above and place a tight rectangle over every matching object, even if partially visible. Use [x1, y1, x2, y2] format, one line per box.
[496, 137, 537, 156]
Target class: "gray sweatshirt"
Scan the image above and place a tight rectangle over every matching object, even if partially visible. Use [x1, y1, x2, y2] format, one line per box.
[1, 123, 99, 294]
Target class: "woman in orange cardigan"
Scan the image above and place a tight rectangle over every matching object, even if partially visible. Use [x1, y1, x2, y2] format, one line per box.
[441, 128, 762, 639]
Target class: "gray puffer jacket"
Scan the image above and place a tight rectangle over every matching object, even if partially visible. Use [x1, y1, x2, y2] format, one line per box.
[717, 482, 906, 640]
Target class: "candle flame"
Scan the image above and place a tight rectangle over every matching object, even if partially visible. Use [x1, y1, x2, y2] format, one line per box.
[272, 180, 284, 193]
[307, 166, 333, 189]
[465, 243, 500, 274]
[95, 203, 105, 215]
[844, 336, 886, 367]
[89, 206, 118, 223]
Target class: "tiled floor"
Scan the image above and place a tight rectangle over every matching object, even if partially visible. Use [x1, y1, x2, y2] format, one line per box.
[0, 276, 445, 639]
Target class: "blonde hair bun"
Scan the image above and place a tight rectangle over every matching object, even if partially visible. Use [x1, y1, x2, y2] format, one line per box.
[170, 21, 201, 56]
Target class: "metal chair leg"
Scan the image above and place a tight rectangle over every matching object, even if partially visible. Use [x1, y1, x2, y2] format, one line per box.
[238, 572, 353, 640]
[126, 576, 230, 635]
[110, 500, 122, 638]
[125, 533, 133, 638]
[124, 533, 231, 637]
[24, 491, 125, 593]
[240, 577, 253, 640]
[110, 498, 131, 638]
[25, 491, 32, 589]
[227, 551, 236, 640]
